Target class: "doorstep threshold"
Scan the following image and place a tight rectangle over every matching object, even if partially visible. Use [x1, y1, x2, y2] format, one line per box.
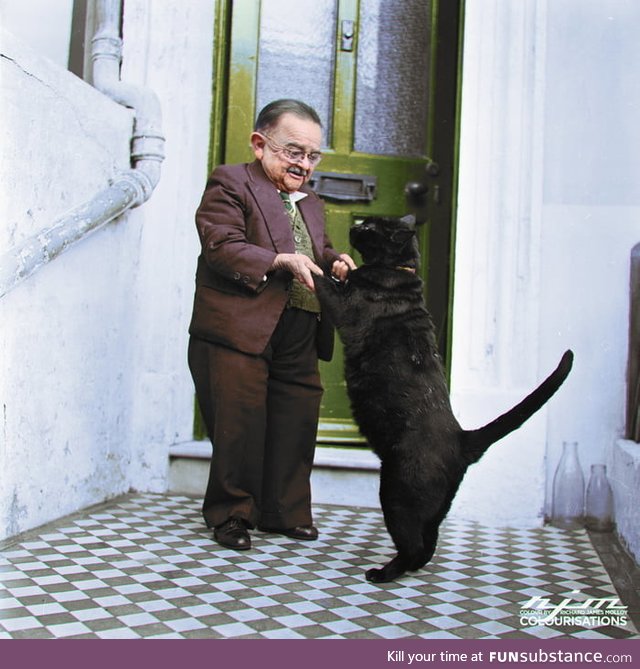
[169, 441, 379, 471]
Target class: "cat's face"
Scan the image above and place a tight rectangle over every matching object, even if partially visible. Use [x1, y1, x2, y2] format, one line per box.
[349, 216, 420, 269]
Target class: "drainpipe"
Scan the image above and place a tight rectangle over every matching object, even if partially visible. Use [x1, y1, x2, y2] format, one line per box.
[0, 0, 164, 299]
[91, 0, 165, 205]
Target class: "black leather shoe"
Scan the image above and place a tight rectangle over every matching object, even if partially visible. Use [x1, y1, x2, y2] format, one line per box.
[259, 525, 318, 541]
[214, 517, 251, 550]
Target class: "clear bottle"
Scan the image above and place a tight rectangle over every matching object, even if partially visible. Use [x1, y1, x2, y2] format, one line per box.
[585, 464, 614, 532]
[550, 441, 584, 530]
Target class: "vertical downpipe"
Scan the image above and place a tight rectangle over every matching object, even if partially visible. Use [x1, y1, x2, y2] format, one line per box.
[91, 0, 165, 206]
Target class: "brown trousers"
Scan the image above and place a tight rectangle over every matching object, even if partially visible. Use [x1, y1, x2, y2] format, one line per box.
[188, 308, 323, 530]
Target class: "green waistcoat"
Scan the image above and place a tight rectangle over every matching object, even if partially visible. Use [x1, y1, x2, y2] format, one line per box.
[280, 192, 321, 313]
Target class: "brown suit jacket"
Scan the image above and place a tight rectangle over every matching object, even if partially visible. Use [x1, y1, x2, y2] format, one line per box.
[189, 160, 340, 356]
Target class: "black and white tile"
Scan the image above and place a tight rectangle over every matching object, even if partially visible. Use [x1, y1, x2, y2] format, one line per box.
[0, 494, 636, 639]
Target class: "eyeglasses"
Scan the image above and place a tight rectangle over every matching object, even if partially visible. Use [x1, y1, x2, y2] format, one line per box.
[258, 133, 323, 167]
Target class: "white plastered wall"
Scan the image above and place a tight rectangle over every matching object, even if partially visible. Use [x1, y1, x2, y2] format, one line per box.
[0, 0, 215, 539]
[449, 0, 640, 536]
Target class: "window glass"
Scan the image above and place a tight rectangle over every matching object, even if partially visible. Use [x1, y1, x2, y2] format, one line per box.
[354, 0, 432, 157]
[256, 0, 338, 143]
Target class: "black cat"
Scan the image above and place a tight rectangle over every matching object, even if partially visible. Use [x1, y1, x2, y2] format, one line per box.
[313, 215, 573, 583]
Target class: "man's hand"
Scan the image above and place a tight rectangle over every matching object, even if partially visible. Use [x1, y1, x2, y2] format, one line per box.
[331, 253, 357, 282]
[271, 253, 324, 291]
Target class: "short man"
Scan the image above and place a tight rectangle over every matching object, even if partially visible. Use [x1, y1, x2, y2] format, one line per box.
[188, 99, 355, 550]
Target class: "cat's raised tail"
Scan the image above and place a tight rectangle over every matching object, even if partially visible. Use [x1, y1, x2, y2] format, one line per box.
[462, 349, 574, 464]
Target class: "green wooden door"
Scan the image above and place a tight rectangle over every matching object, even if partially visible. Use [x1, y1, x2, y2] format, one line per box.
[210, 0, 461, 445]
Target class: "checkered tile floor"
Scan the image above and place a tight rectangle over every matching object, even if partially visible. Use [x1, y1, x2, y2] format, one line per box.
[0, 493, 637, 639]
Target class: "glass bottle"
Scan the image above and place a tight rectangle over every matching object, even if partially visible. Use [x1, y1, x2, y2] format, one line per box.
[550, 441, 584, 530]
[585, 464, 614, 532]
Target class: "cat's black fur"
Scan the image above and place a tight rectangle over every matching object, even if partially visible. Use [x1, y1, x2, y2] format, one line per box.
[313, 215, 573, 583]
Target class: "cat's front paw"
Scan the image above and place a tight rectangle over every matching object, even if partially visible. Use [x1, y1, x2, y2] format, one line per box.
[313, 272, 338, 293]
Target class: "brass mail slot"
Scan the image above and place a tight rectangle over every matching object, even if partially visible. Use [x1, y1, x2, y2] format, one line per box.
[308, 171, 377, 203]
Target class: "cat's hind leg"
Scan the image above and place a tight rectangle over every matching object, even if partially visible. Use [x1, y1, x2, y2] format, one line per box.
[407, 525, 439, 572]
[365, 525, 438, 583]
[365, 498, 430, 583]
[366, 555, 412, 583]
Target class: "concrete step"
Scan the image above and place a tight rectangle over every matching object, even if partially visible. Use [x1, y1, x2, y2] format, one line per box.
[169, 441, 380, 509]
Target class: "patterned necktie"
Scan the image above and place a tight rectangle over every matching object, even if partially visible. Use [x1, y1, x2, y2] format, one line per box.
[279, 191, 295, 218]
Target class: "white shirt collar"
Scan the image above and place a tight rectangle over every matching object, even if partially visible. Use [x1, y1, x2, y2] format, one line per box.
[279, 190, 308, 204]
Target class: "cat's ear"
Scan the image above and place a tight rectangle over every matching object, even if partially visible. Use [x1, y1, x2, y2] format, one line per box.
[399, 214, 416, 229]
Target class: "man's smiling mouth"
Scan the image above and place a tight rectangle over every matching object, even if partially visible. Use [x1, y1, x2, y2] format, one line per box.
[287, 166, 308, 178]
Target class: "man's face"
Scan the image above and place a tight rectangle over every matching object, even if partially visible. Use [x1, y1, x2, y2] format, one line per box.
[251, 113, 322, 193]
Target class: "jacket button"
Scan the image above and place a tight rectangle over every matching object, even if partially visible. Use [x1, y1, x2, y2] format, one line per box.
[242, 276, 250, 284]
[233, 272, 241, 280]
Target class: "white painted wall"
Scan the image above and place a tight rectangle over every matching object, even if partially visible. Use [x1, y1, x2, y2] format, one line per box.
[450, 0, 640, 538]
[0, 27, 137, 537]
[0, 0, 74, 68]
[0, 1, 215, 540]
[449, 0, 550, 526]
[119, 0, 216, 490]
[540, 0, 640, 555]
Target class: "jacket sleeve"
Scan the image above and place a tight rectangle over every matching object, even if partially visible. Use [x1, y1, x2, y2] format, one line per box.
[195, 166, 277, 293]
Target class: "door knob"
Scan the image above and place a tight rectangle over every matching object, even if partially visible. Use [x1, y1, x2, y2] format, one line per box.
[405, 181, 429, 209]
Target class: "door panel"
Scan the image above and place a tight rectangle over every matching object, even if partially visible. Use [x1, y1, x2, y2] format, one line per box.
[219, 0, 456, 445]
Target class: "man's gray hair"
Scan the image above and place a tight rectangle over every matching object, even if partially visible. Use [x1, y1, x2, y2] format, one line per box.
[254, 99, 322, 132]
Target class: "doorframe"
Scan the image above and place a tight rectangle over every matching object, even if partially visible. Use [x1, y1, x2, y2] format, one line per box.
[424, 0, 465, 372]
[208, 0, 232, 172]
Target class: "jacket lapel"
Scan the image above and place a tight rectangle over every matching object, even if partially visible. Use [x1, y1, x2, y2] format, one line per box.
[246, 161, 295, 254]
[246, 160, 326, 258]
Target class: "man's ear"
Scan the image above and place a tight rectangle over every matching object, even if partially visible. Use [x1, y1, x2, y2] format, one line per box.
[250, 132, 266, 159]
